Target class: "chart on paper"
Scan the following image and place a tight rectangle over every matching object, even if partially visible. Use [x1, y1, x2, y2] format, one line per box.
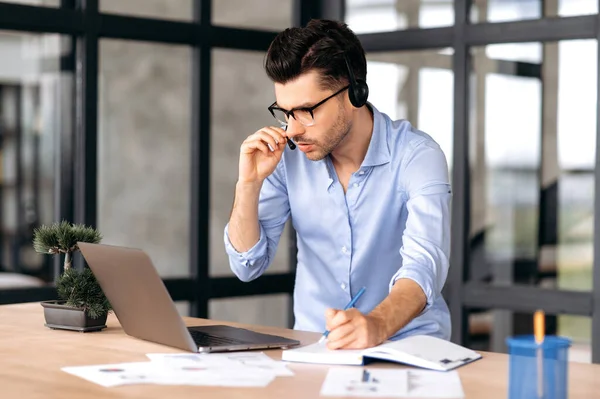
[320, 368, 407, 397]
[320, 368, 464, 398]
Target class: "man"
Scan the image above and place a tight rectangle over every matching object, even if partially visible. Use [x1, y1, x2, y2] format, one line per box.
[223, 19, 452, 350]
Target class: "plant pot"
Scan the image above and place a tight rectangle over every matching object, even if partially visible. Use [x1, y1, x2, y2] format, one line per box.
[41, 300, 107, 332]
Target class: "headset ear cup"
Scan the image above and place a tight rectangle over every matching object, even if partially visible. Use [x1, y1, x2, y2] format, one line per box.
[343, 52, 369, 107]
[351, 78, 369, 108]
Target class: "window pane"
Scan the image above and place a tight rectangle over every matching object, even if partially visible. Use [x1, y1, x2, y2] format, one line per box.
[485, 42, 542, 64]
[98, 39, 191, 278]
[210, 48, 291, 277]
[212, 0, 292, 31]
[467, 40, 596, 356]
[0, 0, 58, 6]
[558, 314, 591, 362]
[174, 301, 190, 317]
[100, 0, 193, 21]
[209, 294, 290, 328]
[559, 0, 598, 17]
[556, 40, 596, 293]
[470, 0, 597, 22]
[0, 31, 70, 288]
[346, 0, 454, 34]
[470, 0, 541, 23]
[365, 49, 454, 169]
[470, 43, 540, 286]
[468, 39, 595, 300]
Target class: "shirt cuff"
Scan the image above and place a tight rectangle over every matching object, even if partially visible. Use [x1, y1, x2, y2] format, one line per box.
[389, 265, 435, 313]
[223, 223, 268, 267]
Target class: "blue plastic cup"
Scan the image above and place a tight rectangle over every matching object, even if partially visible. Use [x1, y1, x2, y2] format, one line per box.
[506, 335, 571, 399]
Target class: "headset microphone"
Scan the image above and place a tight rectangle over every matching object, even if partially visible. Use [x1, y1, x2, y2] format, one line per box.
[287, 138, 296, 150]
[281, 124, 296, 150]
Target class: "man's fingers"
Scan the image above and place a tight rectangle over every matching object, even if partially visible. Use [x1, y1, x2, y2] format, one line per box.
[326, 309, 352, 331]
[327, 329, 356, 350]
[253, 131, 279, 152]
[243, 133, 285, 154]
[241, 126, 288, 157]
[325, 308, 338, 321]
[241, 139, 271, 155]
[260, 126, 287, 145]
[326, 320, 354, 345]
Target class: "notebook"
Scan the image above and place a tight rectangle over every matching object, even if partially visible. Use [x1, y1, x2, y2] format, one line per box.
[281, 335, 481, 371]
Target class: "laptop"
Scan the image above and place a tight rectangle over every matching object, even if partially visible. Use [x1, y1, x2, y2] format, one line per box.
[78, 242, 300, 353]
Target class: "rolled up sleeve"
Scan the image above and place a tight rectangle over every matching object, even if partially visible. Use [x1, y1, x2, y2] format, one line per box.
[390, 140, 452, 312]
[224, 161, 290, 282]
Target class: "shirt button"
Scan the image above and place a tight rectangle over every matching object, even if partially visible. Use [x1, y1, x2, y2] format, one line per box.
[340, 283, 347, 290]
[359, 170, 365, 175]
[353, 183, 359, 188]
[341, 246, 348, 253]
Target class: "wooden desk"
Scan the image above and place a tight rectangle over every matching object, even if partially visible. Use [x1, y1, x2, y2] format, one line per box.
[1, 303, 599, 398]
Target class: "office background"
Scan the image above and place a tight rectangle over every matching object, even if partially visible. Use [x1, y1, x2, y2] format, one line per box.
[0, 0, 598, 364]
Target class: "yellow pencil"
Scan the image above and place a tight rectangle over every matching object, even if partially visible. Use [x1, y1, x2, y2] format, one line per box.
[534, 310, 545, 399]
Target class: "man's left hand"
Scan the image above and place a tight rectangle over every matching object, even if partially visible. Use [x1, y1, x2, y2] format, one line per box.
[324, 308, 386, 350]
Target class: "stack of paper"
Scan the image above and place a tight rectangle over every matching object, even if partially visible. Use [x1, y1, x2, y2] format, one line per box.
[320, 368, 465, 398]
[61, 352, 293, 388]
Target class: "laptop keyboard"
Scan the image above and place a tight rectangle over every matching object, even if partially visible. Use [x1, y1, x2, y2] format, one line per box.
[188, 329, 248, 347]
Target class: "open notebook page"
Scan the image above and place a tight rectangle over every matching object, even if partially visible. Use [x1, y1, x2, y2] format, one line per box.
[362, 335, 482, 371]
[281, 341, 365, 365]
[282, 335, 481, 371]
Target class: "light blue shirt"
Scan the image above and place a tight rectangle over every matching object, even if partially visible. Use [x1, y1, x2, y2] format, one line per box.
[223, 103, 452, 341]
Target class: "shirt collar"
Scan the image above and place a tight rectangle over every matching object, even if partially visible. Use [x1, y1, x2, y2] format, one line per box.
[322, 103, 390, 187]
[361, 103, 391, 167]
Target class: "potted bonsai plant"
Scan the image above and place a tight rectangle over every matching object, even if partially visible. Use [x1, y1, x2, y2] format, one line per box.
[33, 220, 111, 332]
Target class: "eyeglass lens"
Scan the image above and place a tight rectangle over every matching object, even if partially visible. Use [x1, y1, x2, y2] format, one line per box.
[271, 108, 314, 126]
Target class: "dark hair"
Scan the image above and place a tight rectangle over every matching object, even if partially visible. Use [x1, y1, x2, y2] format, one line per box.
[264, 19, 366, 90]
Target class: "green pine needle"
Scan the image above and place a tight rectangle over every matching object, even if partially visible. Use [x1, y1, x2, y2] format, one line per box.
[57, 268, 112, 319]
[33, 220, 102, 255]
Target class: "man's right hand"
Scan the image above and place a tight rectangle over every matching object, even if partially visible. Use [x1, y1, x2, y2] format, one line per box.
[239, 126, 288, 184]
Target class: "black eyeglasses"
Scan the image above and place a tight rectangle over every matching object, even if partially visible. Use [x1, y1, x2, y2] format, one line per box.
[267, 85, 349, 127]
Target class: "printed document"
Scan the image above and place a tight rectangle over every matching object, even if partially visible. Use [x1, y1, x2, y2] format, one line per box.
[146, 351, 294, 377]
[320, 368, 465, 398]
[61, 352, 293, 387]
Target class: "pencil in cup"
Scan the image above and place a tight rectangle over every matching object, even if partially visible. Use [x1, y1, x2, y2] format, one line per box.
[318, 287, 367, 344]
[506, 315, 571, 399]
[534, 310, 545, 399]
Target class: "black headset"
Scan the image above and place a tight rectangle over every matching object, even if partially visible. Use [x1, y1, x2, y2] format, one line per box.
[343, 52, 369, 108]
[327, 28, 369, 108]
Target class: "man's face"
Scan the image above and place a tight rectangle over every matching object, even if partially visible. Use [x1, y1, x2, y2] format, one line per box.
[273, 70, 352, 161]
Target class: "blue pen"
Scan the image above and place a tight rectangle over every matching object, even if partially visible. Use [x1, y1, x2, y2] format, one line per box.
[318, 286, 367, 344]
